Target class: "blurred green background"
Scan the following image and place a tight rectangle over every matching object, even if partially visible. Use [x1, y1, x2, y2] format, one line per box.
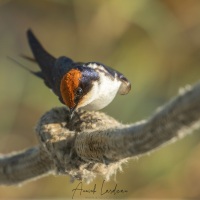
[0, 0, 200, 199]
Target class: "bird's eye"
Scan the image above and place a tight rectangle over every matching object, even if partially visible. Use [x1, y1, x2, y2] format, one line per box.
[76, 87, 83, 96]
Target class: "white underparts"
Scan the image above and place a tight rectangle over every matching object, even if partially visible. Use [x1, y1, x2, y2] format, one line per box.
[79, 70, 121, 111]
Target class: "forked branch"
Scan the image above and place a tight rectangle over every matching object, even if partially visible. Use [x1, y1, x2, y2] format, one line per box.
[0, 82, 200, 185]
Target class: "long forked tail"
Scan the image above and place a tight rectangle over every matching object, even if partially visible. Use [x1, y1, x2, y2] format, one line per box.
[21, 54, 36, 63]
[7, 56, 44, 79]
[27, 29, 56, 73]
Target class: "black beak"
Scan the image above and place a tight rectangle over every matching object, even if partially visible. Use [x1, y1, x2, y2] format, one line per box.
[69, 107, 76, 119]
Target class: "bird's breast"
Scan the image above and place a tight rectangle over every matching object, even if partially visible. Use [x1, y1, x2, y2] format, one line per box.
[82, 74, 121, 111]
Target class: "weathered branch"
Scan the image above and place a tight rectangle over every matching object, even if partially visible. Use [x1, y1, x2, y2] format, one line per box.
[0, 147, 54, 185]
[0, 82, 200, 185]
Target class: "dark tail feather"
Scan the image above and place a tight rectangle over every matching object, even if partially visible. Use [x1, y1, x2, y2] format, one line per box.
[27, 29, 56, 72]
[7, 56, 44, 79]
[21, 54, 36, 63]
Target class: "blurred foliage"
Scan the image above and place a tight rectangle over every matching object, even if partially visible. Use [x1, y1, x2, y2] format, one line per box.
[0, 0, 200, 199]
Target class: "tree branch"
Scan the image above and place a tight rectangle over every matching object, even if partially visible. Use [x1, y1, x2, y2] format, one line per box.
[0, 147, 53, 185]
[0, 82, 200, 185]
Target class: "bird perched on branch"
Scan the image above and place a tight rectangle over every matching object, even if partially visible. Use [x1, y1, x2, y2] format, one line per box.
[24, 29, 131, 117]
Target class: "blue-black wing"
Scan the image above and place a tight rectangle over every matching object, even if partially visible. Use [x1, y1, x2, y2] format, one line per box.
[26, 29, 74, 99]
[27, 29, 56, 90]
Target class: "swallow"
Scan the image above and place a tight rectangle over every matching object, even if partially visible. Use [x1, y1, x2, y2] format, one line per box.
[24, 29, 131, 117]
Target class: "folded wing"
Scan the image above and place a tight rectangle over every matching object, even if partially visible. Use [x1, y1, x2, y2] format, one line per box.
[27, 29, 56, 91]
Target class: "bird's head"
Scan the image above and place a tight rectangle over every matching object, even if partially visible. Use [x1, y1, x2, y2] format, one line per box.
[60, 65, 99, 117]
